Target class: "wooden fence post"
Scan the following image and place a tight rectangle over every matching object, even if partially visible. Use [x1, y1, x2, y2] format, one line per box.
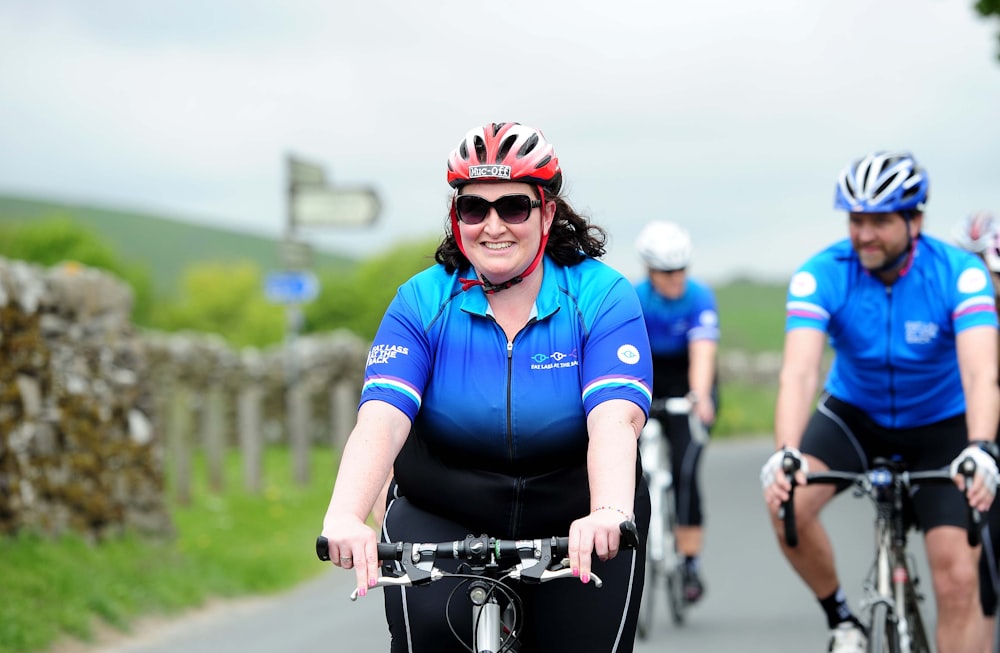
[331, 379, 356, 452]
[238, 383, 263, 493]
[289, 381, 310, 485]
[203, 385, 226, 493]
[168, 383, 192, 506]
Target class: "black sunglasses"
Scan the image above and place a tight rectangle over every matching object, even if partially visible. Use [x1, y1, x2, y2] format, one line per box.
[455, 194, 541, 225]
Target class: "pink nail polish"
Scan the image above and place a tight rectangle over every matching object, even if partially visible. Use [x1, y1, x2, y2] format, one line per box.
[369, 577, 377, 588]
[581, 573, 590, 584]
[359, 587, 367, 598]
[572, 568, 579, 577]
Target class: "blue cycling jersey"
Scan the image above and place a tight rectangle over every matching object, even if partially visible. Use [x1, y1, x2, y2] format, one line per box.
[634, 277, 720, 357]
[361, 255, 653, 468]
[786, 235, 998, 429]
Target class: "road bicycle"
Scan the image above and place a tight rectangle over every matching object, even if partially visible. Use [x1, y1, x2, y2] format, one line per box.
[636, 395, 707, 638]
[780, 452, 981, 653]
[316, 521, 639, 653]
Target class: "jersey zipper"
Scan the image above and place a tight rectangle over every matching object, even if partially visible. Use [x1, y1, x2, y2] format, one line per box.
[885, 285, 897, 426]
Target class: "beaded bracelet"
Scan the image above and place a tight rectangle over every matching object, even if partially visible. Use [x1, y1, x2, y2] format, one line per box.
[591, 506, 633, 521]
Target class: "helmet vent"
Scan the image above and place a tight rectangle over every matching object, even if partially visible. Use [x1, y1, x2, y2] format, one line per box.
[496, 134, 517, 164]
[518, 134, 539, 157]
[473, 136, 488, 164]
[458, 141, 469, 161]
[534, 155, 552, 170]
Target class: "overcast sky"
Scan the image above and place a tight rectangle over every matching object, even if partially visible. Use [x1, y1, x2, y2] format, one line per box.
[1, 0, 998, 283]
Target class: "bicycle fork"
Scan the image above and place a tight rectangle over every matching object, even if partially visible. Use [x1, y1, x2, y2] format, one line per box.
[470, 580, 507, 653]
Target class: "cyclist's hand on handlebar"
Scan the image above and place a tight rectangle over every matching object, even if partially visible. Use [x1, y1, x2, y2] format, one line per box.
[760, 447, 809, 509]
[569, 509, 628, 584]
[693, 395, 716, 429]
[321, 513, 379, 597]
[950, 446, 1000, 512]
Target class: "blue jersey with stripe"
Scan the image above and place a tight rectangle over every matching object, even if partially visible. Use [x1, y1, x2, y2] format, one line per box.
[634, 277, 720, 356]
[785, 234, 998, 428]
[361, 255, 653, 468]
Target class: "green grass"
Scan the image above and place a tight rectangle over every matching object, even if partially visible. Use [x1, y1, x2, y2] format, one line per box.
[714, 381, 777, 437]
[0, 446, 338, 653]
[714, 279, 787, 353]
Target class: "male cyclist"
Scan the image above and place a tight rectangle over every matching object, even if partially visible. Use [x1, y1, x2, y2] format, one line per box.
[760, 152, 1000, 653]
[634, 221, 720, 603]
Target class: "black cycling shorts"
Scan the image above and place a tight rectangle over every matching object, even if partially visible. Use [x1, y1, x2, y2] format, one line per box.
[799, 394, 969, 532]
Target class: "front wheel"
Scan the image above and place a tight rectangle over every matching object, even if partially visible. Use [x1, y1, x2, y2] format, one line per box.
[867, 602, 897, 653]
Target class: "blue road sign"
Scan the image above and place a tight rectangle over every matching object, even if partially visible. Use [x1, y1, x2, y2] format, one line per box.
[264, 270, 320, 304]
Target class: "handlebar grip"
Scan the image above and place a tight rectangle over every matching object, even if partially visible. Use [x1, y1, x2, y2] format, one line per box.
[619, 520, 640, 549]
[779, 452, 801, 548]
[959, 456, 983, 547]
[969, 507, 982, 547]
[316, 535, 330, 561]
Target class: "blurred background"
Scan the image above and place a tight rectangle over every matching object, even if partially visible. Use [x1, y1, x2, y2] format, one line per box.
[0, 1, 998, 651]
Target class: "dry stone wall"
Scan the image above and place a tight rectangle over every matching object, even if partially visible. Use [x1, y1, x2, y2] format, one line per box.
[0, 258, 168, 539]
[0, 257, 370, 540]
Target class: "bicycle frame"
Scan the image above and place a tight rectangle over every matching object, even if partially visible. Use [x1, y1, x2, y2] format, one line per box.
[781, 454, 980, 653]
[317, 522, 639, 653]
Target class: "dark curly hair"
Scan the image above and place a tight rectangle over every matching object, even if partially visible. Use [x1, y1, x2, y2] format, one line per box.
[434, 191, 608, 273]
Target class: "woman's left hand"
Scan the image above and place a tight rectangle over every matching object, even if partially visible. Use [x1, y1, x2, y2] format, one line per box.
[567, 508, 629, 584]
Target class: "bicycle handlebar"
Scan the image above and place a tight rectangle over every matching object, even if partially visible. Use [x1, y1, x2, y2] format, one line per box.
[780, 454, 982, 548]
[649, 396, 694, 417]
[316, 520, 641, 600]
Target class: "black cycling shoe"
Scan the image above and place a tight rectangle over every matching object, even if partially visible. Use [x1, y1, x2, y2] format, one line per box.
[681, 564, 704, 604]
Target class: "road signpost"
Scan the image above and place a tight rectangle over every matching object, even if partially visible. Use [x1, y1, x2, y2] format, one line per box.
[275, 154, 381, 484]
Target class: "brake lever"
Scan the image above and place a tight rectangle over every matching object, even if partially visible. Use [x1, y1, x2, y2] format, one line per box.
[508, 565, 604, 588]
[348, 570, 446, 600]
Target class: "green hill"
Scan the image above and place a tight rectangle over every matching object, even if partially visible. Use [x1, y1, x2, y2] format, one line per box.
[0, 194, 355, 295]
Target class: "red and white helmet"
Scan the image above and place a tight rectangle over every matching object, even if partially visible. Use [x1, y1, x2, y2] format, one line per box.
[953, 210, 1000, 273]
[447, 122, 562, 193]
[953, 210, 997, 255]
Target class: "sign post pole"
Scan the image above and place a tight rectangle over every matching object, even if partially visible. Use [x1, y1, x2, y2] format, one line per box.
[275, 153, 381, 485]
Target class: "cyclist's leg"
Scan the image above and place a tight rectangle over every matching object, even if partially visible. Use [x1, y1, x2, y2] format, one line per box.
[381, 496, 476, 653]
[665, 408, 707, 602]
[523, 491, 651, 652]
[906, 414, 988, 653]
[776, 396, 867, 634]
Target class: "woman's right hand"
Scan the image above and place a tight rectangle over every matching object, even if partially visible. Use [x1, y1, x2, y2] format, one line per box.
[321, 513, 379, 597]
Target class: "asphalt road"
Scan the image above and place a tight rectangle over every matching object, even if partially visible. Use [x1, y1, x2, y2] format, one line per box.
[89, 437, 936, 653]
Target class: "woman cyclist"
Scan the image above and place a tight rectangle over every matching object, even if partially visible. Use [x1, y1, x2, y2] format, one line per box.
[320, 122, 653, 652]
[633, 220, 720, 604]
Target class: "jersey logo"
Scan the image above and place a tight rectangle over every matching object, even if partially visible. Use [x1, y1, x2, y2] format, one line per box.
[530, 349, 579, 370]
[958, 267, 988, 294]
[904, 321, 939, 345]
[617, 344, 641, 365]
[699, 309, 719, 327]
[789, 271, 817, 297]
[367, 344, 410, 366]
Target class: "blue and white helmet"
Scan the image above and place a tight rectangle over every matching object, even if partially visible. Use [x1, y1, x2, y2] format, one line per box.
[834, 151, 929, 213]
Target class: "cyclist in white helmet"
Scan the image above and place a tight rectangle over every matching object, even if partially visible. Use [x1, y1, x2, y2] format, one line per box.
[634, 220, 720, 605]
